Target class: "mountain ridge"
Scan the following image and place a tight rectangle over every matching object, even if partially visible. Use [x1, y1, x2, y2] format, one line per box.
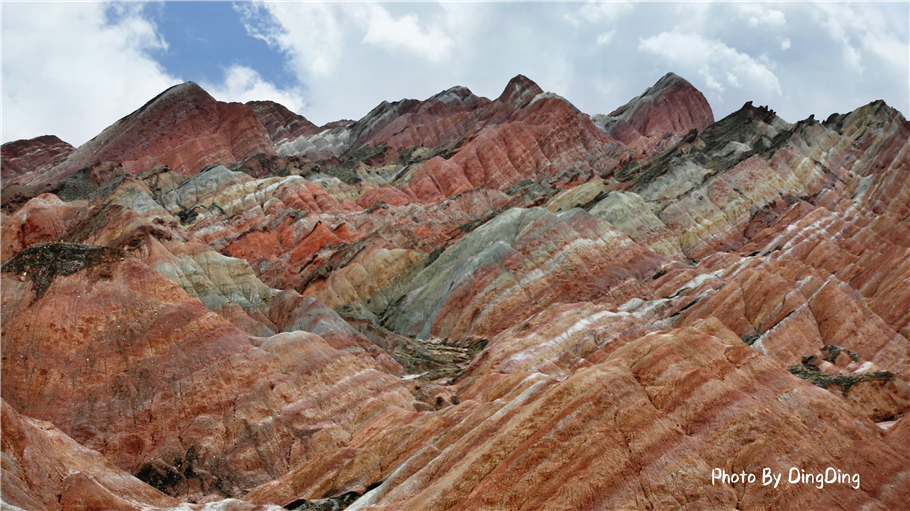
[2, 72, 909, 510]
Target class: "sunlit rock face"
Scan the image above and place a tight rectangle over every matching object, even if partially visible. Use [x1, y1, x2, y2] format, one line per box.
[2, 73, 909, 510]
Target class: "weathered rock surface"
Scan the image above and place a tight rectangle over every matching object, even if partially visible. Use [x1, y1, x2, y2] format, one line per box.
[1, 398, 178, 511]
[594, 72, 714, 154]
[242, 320, 909, 511]
[1, 135, 74, 184]
[1, 243, 413, 499]
[382, 206, 667, 342]
[10, 82, 275, 187]
[2, 73, 909, 510]
[400, 88, 634, 202]
[248, 100, 320, 146]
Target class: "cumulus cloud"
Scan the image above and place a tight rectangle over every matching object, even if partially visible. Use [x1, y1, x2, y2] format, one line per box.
[353, 4, 455, 62]
[237, 2, 456, 78]
[233, 1, 476, 124]
[2, 2, 308, 146]
[1, 2, 181, 145]
[781, 38, 791, 50]
[201, 65, 306, 111]
[639, 32, 782, 96]
[809, 2, 903, 75]
[810, 2, 909, 79]
[235, 2, 344, 78]
[565, 1, 634, 26]
[861, 31, 910, 80]
[737, 4, 786, 28]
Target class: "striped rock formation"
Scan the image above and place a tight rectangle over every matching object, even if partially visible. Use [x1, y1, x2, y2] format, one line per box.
[2, 73, 909, 510]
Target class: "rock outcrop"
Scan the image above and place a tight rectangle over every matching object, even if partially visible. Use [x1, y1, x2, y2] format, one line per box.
[247, 100, 319, 145]
[1, 243, 413, 498]
[1, 399, 179, 511]
[9, 82, 275, 187]
[1, 135, 74, 184]
[594, 72, 715, 154]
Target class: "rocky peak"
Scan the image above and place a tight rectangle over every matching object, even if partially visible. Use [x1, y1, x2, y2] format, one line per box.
[498, 74, 545, 109]
[593, 72, 714, 154]
[28, 81, 274, 179]
[430, 85, 478, 106]
[823, 99, 909, 135]
[697, 100, 791, 153]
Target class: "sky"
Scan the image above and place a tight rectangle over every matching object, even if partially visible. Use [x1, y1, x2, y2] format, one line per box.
[2, 1, 908, 147]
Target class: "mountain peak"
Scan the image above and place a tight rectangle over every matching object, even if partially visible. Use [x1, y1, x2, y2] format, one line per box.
[25, 80, 272, 180]
[593, 72, 714, 153]
[430, 85, 477, 106]
[498, 74, 544, 109]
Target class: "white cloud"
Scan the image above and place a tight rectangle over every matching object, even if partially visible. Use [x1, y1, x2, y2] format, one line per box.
[842, 40, 864, 73]
[2, 2, 310, 146]
[1, 2, 181, 145]
[237, 2, 456, 77]
[596, 30, 616, 46]
[3, 1, 906, 149]
[812, 3, 909, 79]
[353, 4, 455, 62]
[566, 1, 634, 26]
[639, 32, 782, 96]
[235, 2, 344, 77]
[808, 2, 903, 75]
[201, 66, 306, 112]
[233, 1, 475, 124]
[737, 5, 786, 28]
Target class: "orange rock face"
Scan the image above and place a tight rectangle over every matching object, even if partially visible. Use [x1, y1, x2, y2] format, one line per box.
[2, 74, 909, 510]
[1, 243, 413, 498]
[1, 399, 179, 511]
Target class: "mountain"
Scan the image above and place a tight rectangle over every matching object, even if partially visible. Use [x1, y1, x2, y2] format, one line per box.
[593, 72, 714, 153]
[2, 73, 909, 510]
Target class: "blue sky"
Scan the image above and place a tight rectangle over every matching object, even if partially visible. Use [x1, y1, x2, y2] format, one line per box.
[2, 1, 908, 146]
[148, 2, 297, 92]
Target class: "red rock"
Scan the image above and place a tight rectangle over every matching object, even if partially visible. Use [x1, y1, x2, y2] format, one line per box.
[1, 399, 178, 511]
[247, 100, 319, 145]
[0, 193, 78, 262]
[886, 413, 910, 459]
[2, 74, 909, 511]
[20, 82, 275, 183]
[402, 94, 633, 202]
[1, 135, 74, 184]
[1, 243, 413, 498]
[498, 74, 544, 110]
[349, 86, 491, 152]
[595, 73, 714, 154]
[356, 186, 415, 208]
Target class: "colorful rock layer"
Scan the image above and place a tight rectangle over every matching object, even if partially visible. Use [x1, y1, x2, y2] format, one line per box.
[2, 73, 908, 510]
